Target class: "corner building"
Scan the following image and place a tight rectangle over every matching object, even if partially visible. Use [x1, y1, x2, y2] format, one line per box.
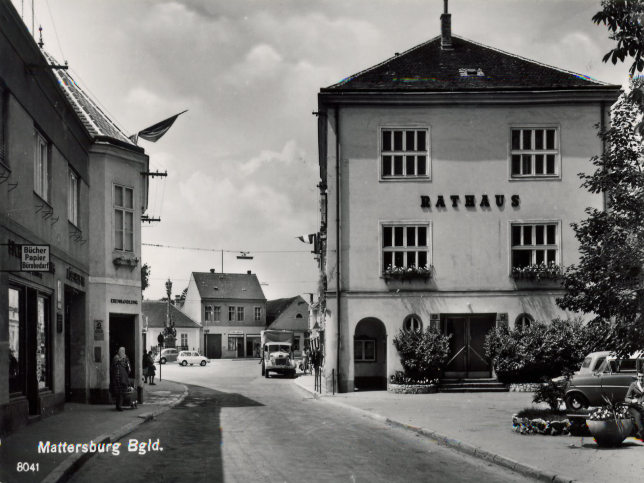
[316, 14, 621, 393]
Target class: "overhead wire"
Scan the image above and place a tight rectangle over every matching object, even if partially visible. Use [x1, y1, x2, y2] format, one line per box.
[142, 242, 311, 254]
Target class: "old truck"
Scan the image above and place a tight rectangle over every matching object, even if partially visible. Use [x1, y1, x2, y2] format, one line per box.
[261, 330, 296, 378]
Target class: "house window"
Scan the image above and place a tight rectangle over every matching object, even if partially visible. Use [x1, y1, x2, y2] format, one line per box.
[515, 313, 534, 331]
[68, 168, 79, 226]
[237, 307, 244, 321]
[180, 333, 188, 347]
[354, 339, 376, 362]
[382, 223, 430, 272]
[114, 185, 134, 251]
[381, 128, 429, 178]
[8, 287, 23, 395]
[293, 337, 300, 351]
[228, 306, 235, 321]
[34, 129, 49, 200]
[403, 315, 423, 333]
[511, 222, 559, 267]
[214, 306, 221, 321]
[205, 305, 212, 322]
[510, 128, 559, 177]
[254, 307, 261, 321]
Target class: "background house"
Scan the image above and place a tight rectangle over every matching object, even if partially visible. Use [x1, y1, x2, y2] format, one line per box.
[266, 296, 310, 358]
[142, 301, 202, 354]
[181, 270, 266, 359]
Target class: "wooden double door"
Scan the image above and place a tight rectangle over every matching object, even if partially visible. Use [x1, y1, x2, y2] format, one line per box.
[442, 314, 496, 378]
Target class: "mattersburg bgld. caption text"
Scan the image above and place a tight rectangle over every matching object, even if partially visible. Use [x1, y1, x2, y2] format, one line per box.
[37, 439, 163, 455]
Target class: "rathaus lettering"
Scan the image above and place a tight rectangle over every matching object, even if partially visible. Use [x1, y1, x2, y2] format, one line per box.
[420, 194, 520, 209]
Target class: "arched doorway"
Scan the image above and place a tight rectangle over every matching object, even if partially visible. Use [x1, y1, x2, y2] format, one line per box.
[353, 318, 387, 390]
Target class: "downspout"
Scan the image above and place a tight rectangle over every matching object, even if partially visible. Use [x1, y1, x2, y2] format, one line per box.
[600, 101, 607, 211]
[335, 106, 341, 391]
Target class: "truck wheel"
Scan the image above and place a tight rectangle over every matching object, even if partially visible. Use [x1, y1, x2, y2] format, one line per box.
[261, 364, 265, 376]
[265, 370, 269, 378]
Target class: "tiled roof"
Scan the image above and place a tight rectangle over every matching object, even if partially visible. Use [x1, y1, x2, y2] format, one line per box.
[142, 301, 201, 328]
[43, 50, 136, 146]
[266, 296, 309, 331]
[324, 36, 617, 92]
[192, 272, 266, 301]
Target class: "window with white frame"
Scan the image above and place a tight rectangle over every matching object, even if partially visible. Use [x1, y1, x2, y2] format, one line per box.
[254, 307, 261, 321]
[204, 305, 212, 322]
[180, 333, 188, 347]
[228, 306, 235, 321]
[515, 313, 534, 331]
[354, 339, 376, 362]
[510, 127, 559, 177]
[237, 306, 244, 321]
[68, 168, 79, 225]
[213, 306, 221, 321]
[34, 130, 49, 200]
[114, 185, 134, 251]
[382, 224, 430, 272]
[511, 222, 559, 268]
[381, 128, 429, 178]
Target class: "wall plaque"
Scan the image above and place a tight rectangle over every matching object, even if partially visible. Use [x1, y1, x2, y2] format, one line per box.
[94, 320, 104, 341]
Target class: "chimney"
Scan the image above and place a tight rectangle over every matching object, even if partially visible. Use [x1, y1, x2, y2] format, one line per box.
[440, 0, 453, 50]
[210, 268, 215, 273]
[247, 270, 251, 274]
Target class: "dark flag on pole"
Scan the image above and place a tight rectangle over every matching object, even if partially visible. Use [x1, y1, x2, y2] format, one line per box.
[131, 110, 187, 143]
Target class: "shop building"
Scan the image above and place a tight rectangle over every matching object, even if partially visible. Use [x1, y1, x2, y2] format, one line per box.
[182, 271, 266, 359]
[266, 296, 310, 358]
[142, 300, 202, 354]
[315, 9, 621, 393]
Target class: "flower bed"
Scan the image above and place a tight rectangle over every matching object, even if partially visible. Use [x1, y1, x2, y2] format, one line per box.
[512, 414, 571, 435]
[508, 383, 543, 392]
[388, 383, 438, 394]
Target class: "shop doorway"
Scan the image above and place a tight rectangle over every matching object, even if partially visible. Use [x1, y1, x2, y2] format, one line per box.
[205, 334, 222, 359]
[64, 287, 86, 402]
[442, 314, 495, 378]
[108, 314, 136, 372]
[353, 318, 387, 390]
[246, 336, 260, 358]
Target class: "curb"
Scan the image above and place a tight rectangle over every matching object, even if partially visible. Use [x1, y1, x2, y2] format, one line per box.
[293, 379, 580, 483]
[42, 384, 189, 483]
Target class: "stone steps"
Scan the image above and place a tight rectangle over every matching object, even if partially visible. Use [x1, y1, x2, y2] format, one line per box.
[438, 378, 509, 393]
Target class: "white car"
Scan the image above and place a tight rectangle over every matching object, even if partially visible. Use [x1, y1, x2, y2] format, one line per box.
[177, 351, 209, 366]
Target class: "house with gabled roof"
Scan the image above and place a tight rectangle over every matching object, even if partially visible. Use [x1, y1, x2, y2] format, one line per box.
[142, 301, 202, 355]
[315, 5, 621, 393]
[182, 270, 266, 358]
[266, 295, 310, 358]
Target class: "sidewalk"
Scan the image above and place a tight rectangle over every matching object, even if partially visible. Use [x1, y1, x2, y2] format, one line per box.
[0, 379, 187, 483]
[294, 375, 643, 483]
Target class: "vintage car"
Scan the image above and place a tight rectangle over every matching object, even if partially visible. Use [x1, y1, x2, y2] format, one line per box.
[564, 352, 642, 410]
[154, 348, 178, 364]
[177, 351, 209, 366]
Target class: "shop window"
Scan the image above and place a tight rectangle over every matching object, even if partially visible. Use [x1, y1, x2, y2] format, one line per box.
[228, 336, 241, 351]
[254, 307, 261, 321]
[237, 307, 245, 321]
[214, 306, 221, 321]
[114, 184, 134, 251]
[8, 287, 23, 395]
[354, 339, 376, 362]
[510, 127, 559, 178]
[68, 167, 79, 226]
[36, 295, 50, 390]
[403, 315, 423, 333]
[515, 313, 534, 331]
[511, 222, 559, 268]
[382, 223, 431, 272]
[228, 306, 235, 321]
[381, 128, 429, 179]
[205, 305, 212, 321]
[34, 129, 50, 201]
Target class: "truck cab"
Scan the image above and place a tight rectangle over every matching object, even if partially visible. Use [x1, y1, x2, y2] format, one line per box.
[261, 336, 296, 378]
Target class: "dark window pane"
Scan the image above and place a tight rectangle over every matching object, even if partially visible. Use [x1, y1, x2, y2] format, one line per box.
[383, 226, 392, 247]
[511, 130, 520, 150]
[382, 131, 391, 151]
[512, 225, 521, 246]
[535, 154, 544, 174]
[522, 129, 532, 150]
[512, 155, 521, 175]
[535, 225, 544, 245]
[394, 251, 404, 267]
[535, 129, 544, 150]
[406, 131, 415, 151]
[512, 250, 531, 268]
[364, 341, 375, 360]
[535, 250, 545, 264]
[417, 156, 426, 175]
[382, 156, 392, 176]
[523, 226, 532, 245]
[417, 131, 426, 151]
[394, 156, 403, 175]
[546, 154, 555, 174]
[522, 155, 532, 175]
[384, 251, 392, 268]
[394, 227, 404, 246]
[354, 340, 363, 360]
[417, 227, 427, 246]
[394, 131, 403, 151]
[547, 249, 556, 264]
[418, 251, 427, 267]
[406, 156, 415, 175]
[546, 129, 555, 150]
[407, 227, 416, 246]
[407, 251, 416, 267]
[547, 225, 556, 245]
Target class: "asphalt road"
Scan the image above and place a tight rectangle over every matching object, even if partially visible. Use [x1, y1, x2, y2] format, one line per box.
[71, 360, 532, 483]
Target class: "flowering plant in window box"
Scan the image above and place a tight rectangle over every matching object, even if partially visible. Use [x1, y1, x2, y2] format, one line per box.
[511, 263, 562, 281]
[383, 265, 432, 280]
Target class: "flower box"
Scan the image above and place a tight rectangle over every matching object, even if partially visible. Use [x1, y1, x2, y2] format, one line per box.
[383, 265, 433, 281]
[511, 263, 562, 281]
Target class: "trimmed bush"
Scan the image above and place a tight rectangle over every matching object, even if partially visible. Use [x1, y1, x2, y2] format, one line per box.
[392, 327, 451, 382]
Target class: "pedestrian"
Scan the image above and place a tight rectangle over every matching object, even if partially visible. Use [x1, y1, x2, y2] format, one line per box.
[109, 347, 130, 411]
[142, 351, 149, 383]
[626, 371, 644, 439]
[146, 351, 157, 385]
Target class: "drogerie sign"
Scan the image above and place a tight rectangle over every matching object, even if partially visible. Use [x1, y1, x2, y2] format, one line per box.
[21, 245, 50, 272]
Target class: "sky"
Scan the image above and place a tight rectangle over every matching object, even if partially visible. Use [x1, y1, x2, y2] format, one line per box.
[11, 0, 632, 301]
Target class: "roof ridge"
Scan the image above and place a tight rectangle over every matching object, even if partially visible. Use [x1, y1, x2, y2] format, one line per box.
[327, 35, 441, 89]
[452, 34, 611, 86]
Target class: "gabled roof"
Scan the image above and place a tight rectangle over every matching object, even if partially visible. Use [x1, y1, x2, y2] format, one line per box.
[323, 35, 618, 93]
[266, 296, 309, 331]
[192, 272, 266, 301]
[43, 50, 138, 148]
[143, 301, 201, 329]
